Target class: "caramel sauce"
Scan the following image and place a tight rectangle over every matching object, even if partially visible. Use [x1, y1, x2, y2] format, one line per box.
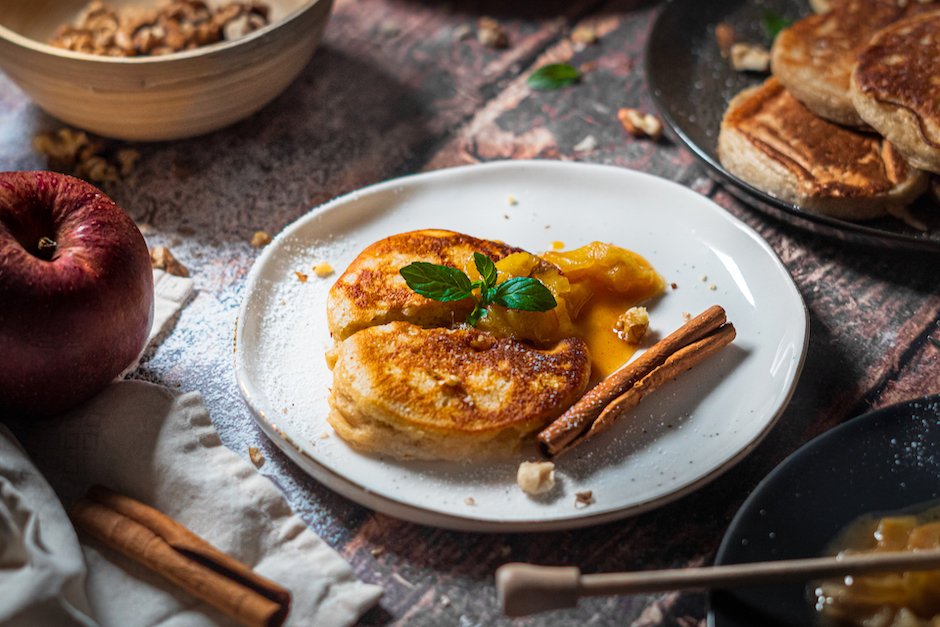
[816, 501, 940, 626]
[462, 243, 665, 381]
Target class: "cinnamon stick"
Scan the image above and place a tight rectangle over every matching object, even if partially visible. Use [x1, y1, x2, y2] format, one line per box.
[69, 486, 290, 627]
[537, 306, 732, 458]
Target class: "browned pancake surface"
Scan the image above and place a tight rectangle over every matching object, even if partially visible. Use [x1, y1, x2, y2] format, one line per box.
[853, 11, 940, 149]
[327, 229, 522, 340]
[331, 322, 591, 435]
[723, 78, 911, 199]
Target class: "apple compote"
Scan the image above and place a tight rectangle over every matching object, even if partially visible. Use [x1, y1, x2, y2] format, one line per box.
[815, 503, 940, 627]
[459, 242, 665, 380]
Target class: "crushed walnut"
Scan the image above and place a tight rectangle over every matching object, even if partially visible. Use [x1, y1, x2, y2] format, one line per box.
[313, 261, 334, 278]
[575, 490, 595, 508]
[250, 231, 272, 248]
[617, 108, 663, 141]
[248, 446, 264, 468]
[730, 43, 771, 72]
[682, 312, 692, 323]
[464, 497, 476, 506]
[32, 128, 139, 184]
[49, 0, 270, 57]
[613, 306, 649, 344]
[295, 271, 308, 283]
[150, 246, 190, 277]
[715, 23, 736, 57]
[517, 461, 555, 495]
[477, 17, 508, 48]
[571, 25, 598, 46]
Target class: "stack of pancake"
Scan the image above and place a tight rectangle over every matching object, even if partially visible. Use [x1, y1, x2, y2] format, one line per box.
[718, 0, 940, 221]
[324, 230, 592, 462]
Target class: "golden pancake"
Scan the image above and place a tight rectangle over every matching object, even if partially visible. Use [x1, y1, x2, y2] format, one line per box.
[327, 229, 522, 341]
[327, 321, 591, 461]
[851, 11, 940, 174]
[718, 77, 928, 220]
[771, 0, 908, 127]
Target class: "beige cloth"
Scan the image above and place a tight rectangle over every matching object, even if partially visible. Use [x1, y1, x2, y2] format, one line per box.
[3, 381, 382, 627]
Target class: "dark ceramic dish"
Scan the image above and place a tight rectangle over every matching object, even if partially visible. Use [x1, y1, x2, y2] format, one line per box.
[707, 395, 940, 626]
[646, 0, 940, 252]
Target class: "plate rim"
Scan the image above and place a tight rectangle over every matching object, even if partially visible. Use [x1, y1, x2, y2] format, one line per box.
[707, 393, 940, 625]
[645, 0, 940, 253]
[234, 159, 810, 532]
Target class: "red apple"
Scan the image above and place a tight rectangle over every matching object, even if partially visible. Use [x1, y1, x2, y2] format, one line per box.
[0, 171, 153, 418]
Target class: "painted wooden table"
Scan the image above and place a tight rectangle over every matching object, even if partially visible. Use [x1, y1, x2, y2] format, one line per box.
[2, 1, 940, 625]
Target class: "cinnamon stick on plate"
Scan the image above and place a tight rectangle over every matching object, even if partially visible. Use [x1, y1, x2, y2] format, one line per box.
[69, 485, 291, 627]
[537, 305, 735, 458]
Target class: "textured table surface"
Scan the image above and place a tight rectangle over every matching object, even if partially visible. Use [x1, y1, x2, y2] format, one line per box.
[2, 1, 940, 625]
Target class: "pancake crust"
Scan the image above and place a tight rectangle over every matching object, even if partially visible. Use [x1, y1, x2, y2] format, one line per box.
[851, 12, 940, 174]
[718, 77, 928, 220]
[328, 321, 591, 461]
[771, 0, 907, 127]
[327, 229, 522, 341]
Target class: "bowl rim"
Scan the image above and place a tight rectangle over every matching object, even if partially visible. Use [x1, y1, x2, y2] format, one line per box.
[0, 0, 325, 63]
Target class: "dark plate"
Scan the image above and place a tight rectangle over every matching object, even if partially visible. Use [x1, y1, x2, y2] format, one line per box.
[707, 395, 940, 627]
[646, 0, 940, 252]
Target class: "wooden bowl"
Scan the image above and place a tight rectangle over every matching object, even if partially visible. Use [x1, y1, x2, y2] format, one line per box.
[0, 0, 332, 140]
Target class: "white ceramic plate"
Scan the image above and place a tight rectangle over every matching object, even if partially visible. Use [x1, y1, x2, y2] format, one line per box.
[234, 160, 808, 532]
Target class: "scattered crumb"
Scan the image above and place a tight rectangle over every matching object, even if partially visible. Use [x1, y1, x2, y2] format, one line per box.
[136, 222, 153, 234]
[573, 135, 598, 152]
[320, 432, 330, 439]
[295, 271, 308, 283]
[440, 594, 451, 607]
[378, 19, 400, 37]
[370, 546, 385, 557]
[709, 284, 717, 291]
[670, 282, 678, 289]
[571, 25, 598, 45]
[701, 274, 707, 281]
[464, 497, 476, 506]
[150, 246, 189, 277]
[544, 225, 550, 229]
[507, 195, 518, 206]
[517, 461, 556, 495]
[281, 299, 286, 306]
[248, 446, 264, 468]
[504, 214, 510, 219]
[313, 261, 334, 278]
[392, 573, 416, 588]
[715, 23, 736, 57]
[730, 43, 770, 72]
[579, 59, 599, 73]
[682, 312, 692, 323]
[613, 306, 649, 343]
[575, 491, 595, 508]
[551, 241, 565, 250]
[251, 231, 272, 248]
[452, 23, 473, 42]
[617, 108, 663, 141]
[477, 17, 508, 48]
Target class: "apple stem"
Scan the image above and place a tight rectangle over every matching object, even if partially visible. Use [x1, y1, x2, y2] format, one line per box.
[37, 236, 57, 260]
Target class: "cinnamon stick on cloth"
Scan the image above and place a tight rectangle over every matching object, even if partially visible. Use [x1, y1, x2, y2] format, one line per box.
[537, 306, 735, 458]
[7, 380, 383, 627]
[69, 486, 290, 627]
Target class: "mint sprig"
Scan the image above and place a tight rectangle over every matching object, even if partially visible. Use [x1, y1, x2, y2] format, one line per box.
[527, 63, 581, 90]
[761, 9, 792, 41]
[400, 253, 557, 326]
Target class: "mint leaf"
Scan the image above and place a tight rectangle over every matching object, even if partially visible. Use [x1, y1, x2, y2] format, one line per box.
[473, 252, 498, 303]
[761, 9, 792, 40]
[492, 277, 557, 312]
[527, 63, 581, 90]
[400, 262, 473, 301]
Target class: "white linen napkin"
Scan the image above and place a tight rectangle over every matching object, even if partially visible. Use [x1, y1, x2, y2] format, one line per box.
[2, 381, 383, 627]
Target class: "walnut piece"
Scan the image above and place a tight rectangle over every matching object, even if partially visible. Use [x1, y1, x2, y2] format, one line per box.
[715, 23, 736, 57]
[617, 108, 663, 141]
[613, 306, 649, 343]
[49, 0, 271, 57]
[33, 128, 139, 183]
[571, 25, 598, 45]
[150, 246, 189, 277]
[517, 461, 555, 495]
[730, 43, 771, 72]
[575, 490, 595, 508]
[477, 17, 508, 48]
[248, 446, 264, 468]
[250, 231, 272, 248]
